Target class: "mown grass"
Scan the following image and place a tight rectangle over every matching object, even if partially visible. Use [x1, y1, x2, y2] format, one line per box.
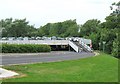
[3, 52, 118, 82]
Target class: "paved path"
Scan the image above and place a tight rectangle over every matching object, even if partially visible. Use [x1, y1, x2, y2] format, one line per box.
[1, 51, 94, 65]
[0, 68, 19, 78]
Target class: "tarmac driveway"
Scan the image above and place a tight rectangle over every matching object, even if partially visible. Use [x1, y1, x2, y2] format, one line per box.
[1, 51, 94, 65]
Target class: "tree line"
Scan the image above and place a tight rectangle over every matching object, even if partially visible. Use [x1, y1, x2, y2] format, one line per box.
[0, 1, 119, 57]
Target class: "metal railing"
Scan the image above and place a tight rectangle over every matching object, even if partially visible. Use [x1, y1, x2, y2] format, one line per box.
[79, 40, 92, 52]
[0, 40, 69, 45]
[69, 41, 79, 52]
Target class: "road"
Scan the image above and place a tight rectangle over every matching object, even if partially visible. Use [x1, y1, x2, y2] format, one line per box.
[1, 51, 94, 65]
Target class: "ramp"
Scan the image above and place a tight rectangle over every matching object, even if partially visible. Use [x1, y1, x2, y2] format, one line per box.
[69, 40, 92, 52]
[69, 41, 79, 52]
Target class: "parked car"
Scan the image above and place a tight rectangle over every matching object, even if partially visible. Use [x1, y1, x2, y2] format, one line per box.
[30, 37, 36, 40]
[36, 37, 42, 40]
[8, 37, 15, 40]
[46, 37, 52, 40]
[16, 37, 23, 40]
[1, 37, 8, 40]
[57, 37, 64, 40]
[51, 36, 57, 40]
[73, 37, 80, 42]
[69, 37, 74, 41]
[23, 37, 29, 40]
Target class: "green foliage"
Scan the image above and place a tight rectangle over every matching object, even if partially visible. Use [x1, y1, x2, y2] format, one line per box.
[79, 1, 120, 57]
[80, 19, 101, 50]
[0, 18, 37, 37]
[2, 44, 51, 53]
[112, 33, 120, 58]
[49, 23, 60, 36]
[89, 33, 100, 50]
[37, 19, 79, 37]
[99, 29, 116, 53]
[98, 1, 120, 55]
[65, 24, 79, 37]
[38, 23, 51, 36]
[80, 19, 101, 36]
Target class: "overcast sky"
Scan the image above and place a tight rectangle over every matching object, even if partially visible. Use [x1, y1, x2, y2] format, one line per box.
[0, 0, 119, 28]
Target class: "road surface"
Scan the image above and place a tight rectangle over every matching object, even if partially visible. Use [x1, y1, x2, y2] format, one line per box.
[1, 51, 94, 65]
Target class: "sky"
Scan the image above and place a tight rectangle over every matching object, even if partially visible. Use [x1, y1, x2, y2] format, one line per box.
[0, 0, 119, 28]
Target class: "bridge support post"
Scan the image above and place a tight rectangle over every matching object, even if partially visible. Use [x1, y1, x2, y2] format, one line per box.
[69, 45, 70, 51]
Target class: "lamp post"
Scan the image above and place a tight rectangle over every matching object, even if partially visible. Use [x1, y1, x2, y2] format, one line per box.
[99, 42, 101, 51]
[0, 27, 5, 38]
[103, 41, 106, 52]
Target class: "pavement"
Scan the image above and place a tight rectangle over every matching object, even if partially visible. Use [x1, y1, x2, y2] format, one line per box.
[1, 51, 94, 65]
[0, 68, 19, 79]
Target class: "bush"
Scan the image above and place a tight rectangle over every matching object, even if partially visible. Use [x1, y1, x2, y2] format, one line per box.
[2, 43, 51, 53]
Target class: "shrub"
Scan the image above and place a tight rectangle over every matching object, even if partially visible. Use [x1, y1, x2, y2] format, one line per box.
[2, 43, 51, 53]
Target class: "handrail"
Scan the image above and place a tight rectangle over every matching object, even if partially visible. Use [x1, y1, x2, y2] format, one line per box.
[69, 41, 79, 52]
[79, 40, 92, 52]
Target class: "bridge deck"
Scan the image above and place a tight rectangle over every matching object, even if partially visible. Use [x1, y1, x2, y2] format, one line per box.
[0, 40, 69, 45]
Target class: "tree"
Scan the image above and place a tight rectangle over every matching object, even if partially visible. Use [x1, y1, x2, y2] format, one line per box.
[49, 23, 60, 36]
[99, 1, 120, 55]
[38, 23, 51, 36]
[112, 33, 120, 57]
[7, 18, 29, 37]
[89, 32, 100, 50]
[80, 19, 101, 37]
[26, 25, 38, 37]
[65, 24, 79, 37]
[80, 19, 101, 50]
[0, 18, 37, 37]
[38, 19, 79, 37]
[0, 18, 13, 37]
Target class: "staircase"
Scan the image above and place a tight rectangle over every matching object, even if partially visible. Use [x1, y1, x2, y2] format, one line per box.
[69, 40, 92, 53]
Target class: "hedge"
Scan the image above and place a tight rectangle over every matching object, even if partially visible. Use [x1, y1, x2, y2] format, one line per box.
[2, 44, 51, 53]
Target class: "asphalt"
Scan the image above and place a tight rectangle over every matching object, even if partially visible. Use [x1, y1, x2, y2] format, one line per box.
[1, 51, 95, 65]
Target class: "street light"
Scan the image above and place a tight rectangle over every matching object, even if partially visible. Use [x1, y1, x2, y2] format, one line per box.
[0, 27, 5, 32]
[99, 42, 101, 51]
[0, 27, 5, 38]
[103, 41, 106, 52]
[0, 27, 5, 31]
